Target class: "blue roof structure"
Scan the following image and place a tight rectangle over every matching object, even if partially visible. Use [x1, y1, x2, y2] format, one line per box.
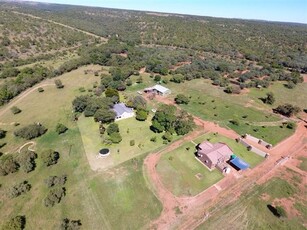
[230, 157, 250, 170]
[113, 103, 133, 117]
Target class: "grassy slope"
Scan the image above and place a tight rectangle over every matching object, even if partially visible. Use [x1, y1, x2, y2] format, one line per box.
[0, 66, 162, 229]
[298, 157, 307, 172]
[157, 137, 223, 196]
[196, 178, 305, 230]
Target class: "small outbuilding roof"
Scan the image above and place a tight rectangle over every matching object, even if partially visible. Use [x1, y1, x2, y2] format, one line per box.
[153, 84, 170, 93]
[113, 103, 133, 117]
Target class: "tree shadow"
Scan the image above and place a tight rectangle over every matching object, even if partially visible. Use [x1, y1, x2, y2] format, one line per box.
[267, 204, 280, 217]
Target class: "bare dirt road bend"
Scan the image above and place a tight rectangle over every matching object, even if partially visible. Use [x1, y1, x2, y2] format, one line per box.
[144, 96, 307, 230]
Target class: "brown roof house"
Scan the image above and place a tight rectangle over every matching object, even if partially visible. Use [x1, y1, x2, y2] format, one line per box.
[196, 141, 233, 172]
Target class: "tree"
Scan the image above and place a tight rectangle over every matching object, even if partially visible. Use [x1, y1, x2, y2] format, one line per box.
[44, 187, 66, 207]
[286, 122, 296, 129]
[174, 110, 195, 135]
[154, 75, 161, 82]
[56, 123, 68, 134]
[0, 155, 19, 176]
[60, 218, 82, 230]
[7, 181, 31, 198]
[274, 104, 301, 117]
[44, 175, 67, 188]
[105, 88, 119, 101]
[94, 109, 116, 123]
[16, 151, 37, 173]
[2, 215, 26, 230]
[263, 92, 275, 105]
[0, 129, 6, 139]
[136, 108, 148, 121]
[162, 132, 173, 142]
[109, 132, 122, 143]
[11, 106, 21, 115]
[99, 124, 106, 134]
[175, 94, 190, 104]
[72, 95, 90, 112]
[107, 123, 119, 135]
[171, 74, 184, 83]
[14, 124, 47, 140]
[224, 86, 233, 94]
[151, 105, 177, 133]
[136, 75, 143, 83]
[126, 96, 147, 109]
[41, 149, 59, 167]
[55, 79, 64, 88]
[37, 87, 44, 93]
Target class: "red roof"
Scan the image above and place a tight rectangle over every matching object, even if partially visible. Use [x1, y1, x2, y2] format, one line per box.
[198, 141, 233, 165]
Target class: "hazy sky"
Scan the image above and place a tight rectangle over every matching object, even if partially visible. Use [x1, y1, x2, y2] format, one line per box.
[29, 0, 307, 23]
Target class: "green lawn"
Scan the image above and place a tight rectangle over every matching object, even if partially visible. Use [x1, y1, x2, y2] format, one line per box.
[77, 115, 172, 170]
[298, 157, 307, 172]
[196, 177, 305, 230]
[227, 122, 295, 146]
[157, 139, 223, 196]
[194, 133, 264, 168]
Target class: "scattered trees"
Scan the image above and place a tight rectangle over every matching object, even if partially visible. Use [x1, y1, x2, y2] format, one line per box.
[7, 181, 31, 198]
[41, 149, 60, 167]
[56, 123, 68, 134]
[14, 124, 47, 140]
[175, 94, 189, 104]
[274, 104, 301, 117]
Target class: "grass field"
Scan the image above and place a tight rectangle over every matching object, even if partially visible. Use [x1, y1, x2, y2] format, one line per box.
[157, 138, 223, 196]
[77, 115, 172, 170]
[196, 175, 306, 230]
[193, 133, 264, 168]
[298, 157, 307, 172]
[227, 122, 295, 146]
[0, 66, 162, 229]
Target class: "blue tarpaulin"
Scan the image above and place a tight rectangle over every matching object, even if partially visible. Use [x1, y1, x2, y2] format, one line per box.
[230, 157, 250, 170]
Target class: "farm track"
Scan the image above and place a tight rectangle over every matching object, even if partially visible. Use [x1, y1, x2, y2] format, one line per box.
[145, 95, 307, 229]
[12, 11, 108, 42]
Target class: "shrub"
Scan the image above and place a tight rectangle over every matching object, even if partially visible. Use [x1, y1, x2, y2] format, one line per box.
[78, 87, 86, 92]
[286, 122, 296, 129]
[136, 108, 148, 121]
[99, 124, 105, 134]
[2, 215, 26, 230]
[162, 132, 173, 142]
[230, 119, 239, 126]
[11, 106, 21, 115]
[16, 151, 37, 173]
[175, 94, 190, 104]
[44, 175, 67, 188]
[107, 123, 119, 135]
[37, 87, 44, 93]
[41, 149, 60, 167]
[0, 155, 19, 176]
[130, 140, 135, 146]
[150, 136, 157, 142]
[109, 132, 122, 144]
[274, 104, 301, 117]
[7, 181, 31, 198]
[56, 123, 68, 134]
[14, 124, 47, 140]
[0, 129, 6, 139]
[60, 218, 82, 230]
[44, 187, 66, 207]
[55, 79, 64, 88]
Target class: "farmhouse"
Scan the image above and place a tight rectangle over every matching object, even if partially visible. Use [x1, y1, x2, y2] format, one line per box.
[196, 141, 233, 172]
[144, 84, 171, 96]
[113, 103, 134, 121]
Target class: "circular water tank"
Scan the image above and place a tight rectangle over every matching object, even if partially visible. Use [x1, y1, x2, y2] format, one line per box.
[99, 148, 110, 156]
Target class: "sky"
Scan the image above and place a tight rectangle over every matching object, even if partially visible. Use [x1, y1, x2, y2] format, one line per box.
[27, 0, 307, 24]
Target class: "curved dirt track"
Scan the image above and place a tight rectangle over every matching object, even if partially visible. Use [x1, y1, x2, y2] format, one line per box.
[144, 94, 307, 229]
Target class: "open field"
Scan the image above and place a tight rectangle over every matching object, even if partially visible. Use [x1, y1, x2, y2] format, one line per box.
[0, 65, 101, 153]
[298, 157, 307, 172]
[77, 115, 173, 171]
[194, 133, 264, 168]
[156, 137, 223, 196]
[196, 171, 306, 230]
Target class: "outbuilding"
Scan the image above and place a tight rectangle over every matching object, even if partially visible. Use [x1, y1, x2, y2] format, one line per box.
[113, 103, 134, 121]
[144, 84, 171, 96]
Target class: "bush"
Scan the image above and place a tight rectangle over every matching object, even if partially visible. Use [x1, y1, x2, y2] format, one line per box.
[0, 129, 6, 139]
[14, 124, 47, 140]
[44, 175, 67, 188]
[78, 87, 86, 92]
[55, 79, 64, 88]
[175, 94, 190, 104]
[11, 106, 21, 115]
[56, 123, 68, 134]
[230, 119, 240, 126]
[0, 155, 19, 176]
[44, 187, 66, 207]
[16, 151, 37, 173]
[109, 132, 122, 143]
[2, 215, 26, 230]
[274, 104, 301, 117]
[136, 108, 148, 121]
[162, 132, 173, 142]
[60, 218, 82, 230]
[107, 123, 119, 135]
[99, 124, 105, 134]
[41, 149, 60, 167]
[130, 140, 135, 146]
[150, 136, 157, 142]
[37, 87, 44, 93]
[7, 181, 31, 198]
[286, 122, 296, 129]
